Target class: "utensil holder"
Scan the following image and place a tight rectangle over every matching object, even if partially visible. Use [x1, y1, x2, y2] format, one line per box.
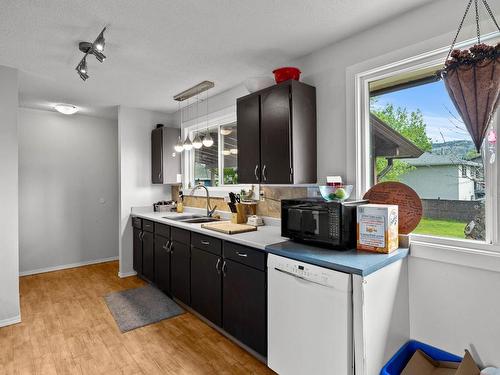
[231, 203, 247, 224]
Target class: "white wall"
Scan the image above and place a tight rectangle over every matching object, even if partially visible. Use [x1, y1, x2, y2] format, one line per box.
[400, 165, 459, 200]
[0, 65, 20, 326]
[18, 108, 119, 274]
[118, 106, 175, 277]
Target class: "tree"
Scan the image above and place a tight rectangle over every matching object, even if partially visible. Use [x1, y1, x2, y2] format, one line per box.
[371, 103, 432, 182]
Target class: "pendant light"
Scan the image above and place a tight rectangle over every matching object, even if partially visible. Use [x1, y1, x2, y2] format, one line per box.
[202, 90, 214, 147]
[174, 136, 184, 152]
[192, 94, 203, 149]
[183, 136, 193, 151]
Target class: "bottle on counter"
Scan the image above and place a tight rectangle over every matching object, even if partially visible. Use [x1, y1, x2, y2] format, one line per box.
[177, 190, 184, 213]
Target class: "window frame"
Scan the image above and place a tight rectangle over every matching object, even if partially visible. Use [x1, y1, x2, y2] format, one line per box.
[181, 106, 257, 198]
[348, 32, 500, 252]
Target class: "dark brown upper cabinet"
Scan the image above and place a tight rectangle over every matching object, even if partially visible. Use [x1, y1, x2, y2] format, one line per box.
[237, 80, 317, 184]
[152, 126, 181, 184]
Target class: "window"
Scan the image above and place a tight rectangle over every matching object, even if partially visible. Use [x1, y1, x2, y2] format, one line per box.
[187, 121, 239, 188]
[367, 63, 496, 243]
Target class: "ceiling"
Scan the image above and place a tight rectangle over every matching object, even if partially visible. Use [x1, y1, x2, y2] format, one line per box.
[0, 0, 435, 119]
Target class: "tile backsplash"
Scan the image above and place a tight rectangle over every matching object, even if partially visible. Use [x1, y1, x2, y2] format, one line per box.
[171, 185, 314, 218]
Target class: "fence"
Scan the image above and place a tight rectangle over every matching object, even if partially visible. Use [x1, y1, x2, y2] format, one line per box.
[421, 199, 484, 222]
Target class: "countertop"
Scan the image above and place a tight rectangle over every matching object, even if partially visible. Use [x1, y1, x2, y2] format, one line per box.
[131, 209, 409, 276]
[265, 241, 409, 276]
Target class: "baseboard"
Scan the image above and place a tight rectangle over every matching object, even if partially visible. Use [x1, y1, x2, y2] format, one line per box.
[0, 314, 21, 328]
[118, 270, 137, 278]
[19, 256, 119, 276]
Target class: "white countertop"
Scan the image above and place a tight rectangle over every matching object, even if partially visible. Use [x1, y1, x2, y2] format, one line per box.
[131, 208, 286, 250]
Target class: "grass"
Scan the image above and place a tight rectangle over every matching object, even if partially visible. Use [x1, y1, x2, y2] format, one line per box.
[412, 217, 467, 239]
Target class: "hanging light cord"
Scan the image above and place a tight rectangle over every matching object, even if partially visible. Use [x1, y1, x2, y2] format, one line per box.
[446, 0, 500, 61]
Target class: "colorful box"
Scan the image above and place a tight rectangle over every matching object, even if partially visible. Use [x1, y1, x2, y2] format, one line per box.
[357, 204, 399, 253]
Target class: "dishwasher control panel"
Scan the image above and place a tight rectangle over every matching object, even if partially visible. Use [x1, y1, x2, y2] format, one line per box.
[267, 254, 351, 291]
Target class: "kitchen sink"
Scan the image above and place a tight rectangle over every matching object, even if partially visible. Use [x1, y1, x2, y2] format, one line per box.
[163, 215, 220, 224]
[163, 214, 204, 221]
[181, 217, 221, 224]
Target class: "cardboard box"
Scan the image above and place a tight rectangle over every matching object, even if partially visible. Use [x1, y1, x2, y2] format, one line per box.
[357, 204, 398, 253]
[402, 349, 480, 375]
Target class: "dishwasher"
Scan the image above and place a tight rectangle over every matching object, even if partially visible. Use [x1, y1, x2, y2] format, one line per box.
[267, 254, 353, 375]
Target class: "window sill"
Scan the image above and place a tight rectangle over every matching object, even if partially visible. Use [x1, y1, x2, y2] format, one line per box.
[410, 238, 500, 273]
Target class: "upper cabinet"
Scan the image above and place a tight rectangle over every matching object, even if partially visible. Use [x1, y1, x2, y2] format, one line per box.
[152, 126, 181, 184]
[237, 80, 316, 184]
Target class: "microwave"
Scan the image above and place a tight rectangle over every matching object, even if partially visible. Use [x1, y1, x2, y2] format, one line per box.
[281, 198, 367, 249]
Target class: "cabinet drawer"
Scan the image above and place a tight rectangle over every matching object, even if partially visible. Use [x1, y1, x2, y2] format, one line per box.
[224, 242, 266, 271]
[191, 232, 222, 256]
[155, 222, 170, 238]
[132, 217, 142, 229]
[171, 227, 190, 244]
[142, 220, 154, 233]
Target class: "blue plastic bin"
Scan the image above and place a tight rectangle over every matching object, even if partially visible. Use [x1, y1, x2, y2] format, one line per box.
[380, 340, 463, 375]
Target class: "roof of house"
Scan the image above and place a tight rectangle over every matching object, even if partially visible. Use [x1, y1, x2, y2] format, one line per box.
[371, 113, 424, 159]
[402, 152, 482, 167]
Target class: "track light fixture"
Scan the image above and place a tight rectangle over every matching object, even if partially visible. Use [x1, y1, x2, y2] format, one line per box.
[75, 26, 107, 81]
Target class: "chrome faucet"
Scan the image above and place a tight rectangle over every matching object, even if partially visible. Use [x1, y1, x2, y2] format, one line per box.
[190, 184, 217, 217]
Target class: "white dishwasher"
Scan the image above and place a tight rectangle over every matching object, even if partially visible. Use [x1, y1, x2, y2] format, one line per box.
[267, 254, 353, 375]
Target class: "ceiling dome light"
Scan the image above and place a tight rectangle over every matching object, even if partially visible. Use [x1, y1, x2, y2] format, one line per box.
[54, 104, 79, 115]
[220, 127, 233, 136]
[202, 133, 214, 147]
[192, 134, 203, 149]
[183, 136, 193, 151]
[174, 137, 184, 152]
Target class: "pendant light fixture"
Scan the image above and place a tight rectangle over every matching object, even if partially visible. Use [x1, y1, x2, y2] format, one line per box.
[174, 136, 184, 152]
[202, 90, 214, 147]
[192, 94, 203, 149]
[182, 98, 193, 151]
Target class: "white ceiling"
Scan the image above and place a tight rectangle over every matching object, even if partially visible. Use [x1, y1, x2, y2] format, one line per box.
[0, 0, 435, 119]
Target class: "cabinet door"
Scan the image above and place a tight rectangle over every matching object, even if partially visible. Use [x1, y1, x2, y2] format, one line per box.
[223, 259, 267, 356]
[191, 247, 222, 326]
[151, 127, 163, 184]
[142, 231, 155, 282]
[154, 235, 171, 294]
[260, 84, 292, 184]
[171, 240, 191, 305]
[133, 228, 143, 275]
[237, 95, 261, 183]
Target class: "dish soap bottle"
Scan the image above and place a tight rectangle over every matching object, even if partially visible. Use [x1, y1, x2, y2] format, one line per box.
[177, 190, 184, 213]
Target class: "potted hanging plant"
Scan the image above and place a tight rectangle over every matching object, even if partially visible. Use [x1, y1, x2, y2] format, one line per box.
[439, 0, 500, 152]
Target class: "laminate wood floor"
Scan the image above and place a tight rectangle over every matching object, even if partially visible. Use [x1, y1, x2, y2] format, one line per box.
[0, 261, 274, 375]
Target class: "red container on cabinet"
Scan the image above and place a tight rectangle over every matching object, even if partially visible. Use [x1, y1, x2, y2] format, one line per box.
[272, 67, 301, 83]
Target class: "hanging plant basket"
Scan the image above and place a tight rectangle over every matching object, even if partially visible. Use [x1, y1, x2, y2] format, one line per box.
[438, 0, 500, 152]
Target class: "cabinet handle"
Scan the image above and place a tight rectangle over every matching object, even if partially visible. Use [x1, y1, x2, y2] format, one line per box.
[168, 240, 173, 252]
[262, 165, 267, 182]
[158, 173, 162, 181]
[236, 251, 248, 258]
[170, 243, 174, 254]
[201, 240, 210, 246]
[254, 164, 259, 181]
[139, 231, 144, 240]
[222, 260, 227, 277]
[215, 258, 221, 274]
[163, 240, 171, 252]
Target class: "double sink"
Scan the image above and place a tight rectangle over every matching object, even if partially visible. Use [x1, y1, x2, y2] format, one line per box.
[163, 214, 221, 224]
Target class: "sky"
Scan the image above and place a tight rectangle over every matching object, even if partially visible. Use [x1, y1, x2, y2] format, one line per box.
[371, 80, 472, 143]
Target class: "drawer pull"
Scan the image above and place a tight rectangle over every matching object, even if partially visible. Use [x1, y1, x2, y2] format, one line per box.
[201, 240, 210, 245]
[236, 251, 248, 257]
[215, 258, 221, 274]
[222, 260, 227, 277]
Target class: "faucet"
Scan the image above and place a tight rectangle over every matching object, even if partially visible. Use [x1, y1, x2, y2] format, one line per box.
[190, 184, 217, 217]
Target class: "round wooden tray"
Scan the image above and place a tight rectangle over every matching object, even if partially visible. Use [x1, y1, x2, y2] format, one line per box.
[363, 181, 422, 234]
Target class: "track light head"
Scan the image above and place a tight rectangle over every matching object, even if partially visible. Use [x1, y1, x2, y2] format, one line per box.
[78, 71, 89, 81]
[93, 50, 106, 63]
[94, 32, 105, 52]
[77, 57, 87, 74]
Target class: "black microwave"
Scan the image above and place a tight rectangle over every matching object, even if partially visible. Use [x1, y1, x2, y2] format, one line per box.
[281, 198, 367, 249]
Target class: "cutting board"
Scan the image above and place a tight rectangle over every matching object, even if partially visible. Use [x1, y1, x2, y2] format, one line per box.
[201, 221, 257, 235]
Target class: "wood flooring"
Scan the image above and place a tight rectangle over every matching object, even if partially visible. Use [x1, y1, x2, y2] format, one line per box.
[0, 261, 274, 374]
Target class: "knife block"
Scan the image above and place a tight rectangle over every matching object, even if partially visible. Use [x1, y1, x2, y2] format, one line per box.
[231, 203, 247, 224]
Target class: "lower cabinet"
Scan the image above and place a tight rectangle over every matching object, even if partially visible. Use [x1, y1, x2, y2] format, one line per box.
[154, 234, 171, 293]
[133, 227, 143, 275]
[223, 258, 267, 357]
[191, 247, 222, 326]
[171, 240, 191, 305]
[142, 231, 155, 282]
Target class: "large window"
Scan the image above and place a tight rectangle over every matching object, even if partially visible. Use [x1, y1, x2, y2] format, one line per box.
[189, 122, 238, 187]
[368, 66, 493, 242]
